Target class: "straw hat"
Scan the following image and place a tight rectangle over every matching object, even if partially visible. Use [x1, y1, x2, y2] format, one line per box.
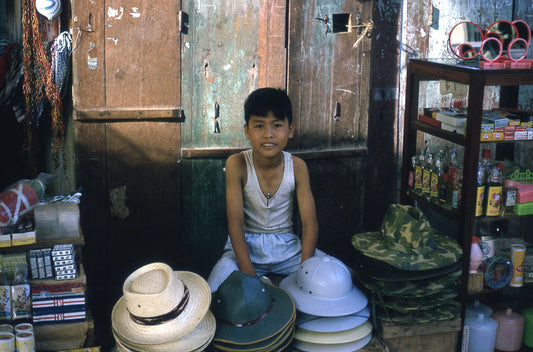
[296, 306, 370, 333]
[212, 271, 295, 345]
[279, 256, 367, 317]
[112, 263, 212, 346]
[113, 310, 216, 352]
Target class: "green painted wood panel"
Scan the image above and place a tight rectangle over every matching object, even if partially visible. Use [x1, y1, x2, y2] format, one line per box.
[181, 0, 262, 148]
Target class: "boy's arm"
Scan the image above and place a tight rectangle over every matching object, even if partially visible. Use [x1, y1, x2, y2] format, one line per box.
[225, 153, 257, 276]
[293, 156, 319, 263]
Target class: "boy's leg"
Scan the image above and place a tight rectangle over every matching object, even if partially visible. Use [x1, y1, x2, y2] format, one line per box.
[206, 250, 239, 292]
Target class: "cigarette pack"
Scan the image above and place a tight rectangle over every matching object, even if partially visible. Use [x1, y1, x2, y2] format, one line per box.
[52, 244, 75, 256]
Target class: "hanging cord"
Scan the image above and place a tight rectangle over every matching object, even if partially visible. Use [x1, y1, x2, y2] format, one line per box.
[22, 0, 65, 170]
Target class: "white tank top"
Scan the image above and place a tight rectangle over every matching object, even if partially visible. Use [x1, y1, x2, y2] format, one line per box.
[242, 149, 294, 234]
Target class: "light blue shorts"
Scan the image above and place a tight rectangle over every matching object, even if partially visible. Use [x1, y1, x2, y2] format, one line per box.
[207, 232, 318, 292]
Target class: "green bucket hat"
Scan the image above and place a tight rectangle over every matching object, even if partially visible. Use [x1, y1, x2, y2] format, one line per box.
[359, 268, 462, 298]
[211, 271, 295, 345]
[376, 301, 461, 324]
[352, 204, 462, 271]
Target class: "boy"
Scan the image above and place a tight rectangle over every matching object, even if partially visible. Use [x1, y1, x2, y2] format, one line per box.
[207, 88, 321, 291]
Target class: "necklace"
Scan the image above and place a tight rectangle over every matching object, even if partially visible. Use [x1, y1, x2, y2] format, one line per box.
[266, 191, 271, 206]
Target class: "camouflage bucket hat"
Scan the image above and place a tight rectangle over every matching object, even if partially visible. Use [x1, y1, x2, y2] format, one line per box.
[376, 301, 461, 324]
[351, 204, 462, 271]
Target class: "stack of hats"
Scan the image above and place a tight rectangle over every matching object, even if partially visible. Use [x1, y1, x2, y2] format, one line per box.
[351, 204, 463, 325]
[280, 255, 372, 351]
[209, 271, 295, 351]
[112, 262, 215, 352]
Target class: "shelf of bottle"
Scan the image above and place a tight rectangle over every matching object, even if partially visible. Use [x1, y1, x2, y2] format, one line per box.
[406, 189, 460, 221]
[474, 213, 533, 222]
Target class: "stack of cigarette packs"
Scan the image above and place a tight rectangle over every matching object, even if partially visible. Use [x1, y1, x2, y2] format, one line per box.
[31, 282, 86, 325]
[51, 244, 78, 280]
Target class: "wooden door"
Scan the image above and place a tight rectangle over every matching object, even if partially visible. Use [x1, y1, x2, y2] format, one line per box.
[287, 0, 372, 263]
[179, 0, 289, 275]
[71, 0, 183, 342]
[180, 0, 374, 276]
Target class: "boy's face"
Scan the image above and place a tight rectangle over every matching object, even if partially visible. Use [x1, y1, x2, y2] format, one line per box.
[244, 113, 293, 157]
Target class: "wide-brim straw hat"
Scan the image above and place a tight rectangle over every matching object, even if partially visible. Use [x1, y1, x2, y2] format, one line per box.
[293, 331, 372, 352]
[279, 256, 367, 317]
[296, 306, 370, 333]
[352, 204, 462, 271]
[112, 263, 211, 345]
[113, 310, 216, 352]
[212, 271, 295, 345]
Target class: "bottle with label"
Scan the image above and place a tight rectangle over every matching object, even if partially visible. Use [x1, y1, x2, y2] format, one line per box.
[430, 154, 443, 203]
[414, 152, 424, 194]
[481, 149, 492, 176]
[408, 155, 417, 190]
[475, 162, 485, 217]
[501, 185, 517, 217]
[449, 149, 462, 209]
[422, 152, 433, 199]
[484, 163, 503, 217]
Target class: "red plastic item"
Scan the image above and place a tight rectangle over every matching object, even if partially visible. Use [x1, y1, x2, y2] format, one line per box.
[0, 178, 45, 232]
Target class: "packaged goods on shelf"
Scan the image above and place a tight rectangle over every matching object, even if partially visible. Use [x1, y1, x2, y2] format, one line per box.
[31, 283, 86, 326]
[435, 111, 467, 127]
[483, 114, 509, 128]
[35, 202, 80, 240]
[28, 249, 54, 280]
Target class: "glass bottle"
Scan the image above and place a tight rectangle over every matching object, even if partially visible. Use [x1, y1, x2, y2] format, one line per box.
[449, 149, 462, 209]
[414, 151, 425, 194]
[475, 162, 486, 217]
[484, 163, 503, 217]
[422, 152, 433, 199]
[408, 155, 417, 190]
[430, 154, 442, 203]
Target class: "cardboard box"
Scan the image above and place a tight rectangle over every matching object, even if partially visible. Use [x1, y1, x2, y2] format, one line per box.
[483, 114, 509, 128]
[381, 318, 461, 352]
[493, 128, 505, 141]
[436, 111, 467, 127]
[480, 132, 492, 142]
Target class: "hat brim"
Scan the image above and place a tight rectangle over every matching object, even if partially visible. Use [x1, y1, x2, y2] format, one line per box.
[357, 268, 461, 297]
[113, 310, 215, 352]
[296, 306, 370, 333]
[352, 229, 462, 271]
[376, 301, 461, 324]
[279, 275, 367, 317]
[112, 271, 211, 345]
[213, 284, 295, 345]
[353, 249, 462, 281]
[294, 331, 372, 352]
[295, 320, 372, 344]
[211, 317, 294, 352]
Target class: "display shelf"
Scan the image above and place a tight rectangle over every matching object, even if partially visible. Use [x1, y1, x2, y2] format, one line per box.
[0, 232, 85, 253]
[30, 263, 86, 286]
[400, 59, 533, 352]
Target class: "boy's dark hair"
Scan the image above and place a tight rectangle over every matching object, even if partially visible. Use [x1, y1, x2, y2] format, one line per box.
[244, 88, 292, 125]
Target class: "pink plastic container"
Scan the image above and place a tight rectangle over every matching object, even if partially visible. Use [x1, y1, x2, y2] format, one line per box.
[491, 308, 525, 351]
